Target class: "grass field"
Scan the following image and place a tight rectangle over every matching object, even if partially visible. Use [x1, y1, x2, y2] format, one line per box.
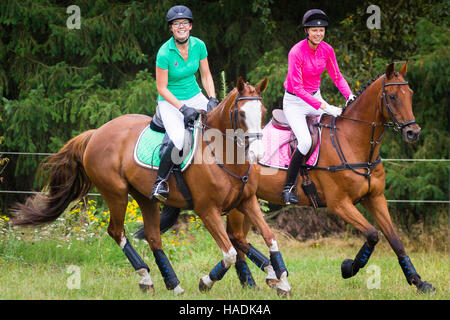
[0, 204, 448, 300]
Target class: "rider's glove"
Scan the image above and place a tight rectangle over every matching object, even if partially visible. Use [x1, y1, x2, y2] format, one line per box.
[345, 94, 356, 107]
[179, 105, 199, 126]
[323, 104, 342, 117]
[207, 97, 219, 112]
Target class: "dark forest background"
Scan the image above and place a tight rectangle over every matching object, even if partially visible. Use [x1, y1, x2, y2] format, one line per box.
[0, 0, 448, 231]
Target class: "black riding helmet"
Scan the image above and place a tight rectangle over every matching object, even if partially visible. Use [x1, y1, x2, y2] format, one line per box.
[166, 5, 193, 24]
[302, 9, 328, 28]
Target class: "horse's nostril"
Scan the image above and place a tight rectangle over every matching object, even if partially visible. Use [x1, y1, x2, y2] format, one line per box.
[406, 130, 418, 140]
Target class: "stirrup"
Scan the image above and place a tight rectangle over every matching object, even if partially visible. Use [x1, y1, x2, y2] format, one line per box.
[282, 185, 298, 205]
[151, 180, 169, 202]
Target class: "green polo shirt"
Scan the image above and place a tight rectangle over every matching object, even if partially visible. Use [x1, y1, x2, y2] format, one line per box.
[156, 36, 208, 101]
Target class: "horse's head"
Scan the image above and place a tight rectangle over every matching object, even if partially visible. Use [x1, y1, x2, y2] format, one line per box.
[382, 62, 421, 143]
[233, 77, 268, 163]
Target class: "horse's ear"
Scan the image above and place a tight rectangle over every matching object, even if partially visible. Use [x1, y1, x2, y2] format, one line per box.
[236, 76, 245, 93]
[399, 61, 408, 77]
[386, 63, 395, 79]
[256, 77, 268, 94]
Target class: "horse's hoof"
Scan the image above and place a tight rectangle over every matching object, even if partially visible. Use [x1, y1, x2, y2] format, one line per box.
[276, 288, 291, 298]
[199, 278, 211, 293]
[243, 283, 260, 290]
[174, 285, 185, 296]
[266, 278, 279, 289]
[417, 281, 436, 294]
[341, 259, 355, 279]
[139, 283, 155, 293]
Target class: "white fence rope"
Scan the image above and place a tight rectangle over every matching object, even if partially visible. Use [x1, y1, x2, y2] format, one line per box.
[1, 152, 448, 204]
[0, 190, 448, 203]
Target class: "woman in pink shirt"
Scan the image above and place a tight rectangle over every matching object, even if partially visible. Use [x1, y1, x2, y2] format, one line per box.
[282, 9, 356, 204]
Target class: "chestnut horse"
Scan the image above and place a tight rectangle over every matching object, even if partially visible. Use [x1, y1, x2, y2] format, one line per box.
[151, 62, 436, 294]
[226, 62, 435, 294]
[11, 77, 292, 295]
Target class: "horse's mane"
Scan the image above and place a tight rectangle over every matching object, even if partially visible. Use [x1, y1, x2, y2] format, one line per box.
[218, 87, 238, 110]
[343, 73, 383, 112]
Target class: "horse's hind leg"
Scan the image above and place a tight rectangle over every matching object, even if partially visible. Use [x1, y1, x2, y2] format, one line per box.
[227, 209, 278, 289]
[131, 191, 184, 295]
[237, 196, 291, 296]
[361, 193, 436, 293]
[103, 191, 153, 293]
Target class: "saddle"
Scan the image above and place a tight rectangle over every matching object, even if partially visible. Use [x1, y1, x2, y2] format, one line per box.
[265, 109, 324, 210]
[272, 109, 320, 162]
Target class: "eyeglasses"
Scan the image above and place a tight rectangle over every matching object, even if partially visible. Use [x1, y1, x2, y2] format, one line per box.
[172, 21, 190, 28]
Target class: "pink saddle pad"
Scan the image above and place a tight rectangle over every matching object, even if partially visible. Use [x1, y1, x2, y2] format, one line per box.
[259, 117, 320, 169]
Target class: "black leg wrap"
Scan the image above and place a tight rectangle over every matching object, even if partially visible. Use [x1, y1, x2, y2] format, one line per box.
[235, 260, 257, 288]
[398, 255, 420, 285]
[153, 249, 180, 290]
[209, 260, 230, 282]
[354, 242, 374, 270]
[270, 251, 288, 279]
[123, 239, 149, 272]
[246, 244, 270, 271]
[341, 242, 374, 279]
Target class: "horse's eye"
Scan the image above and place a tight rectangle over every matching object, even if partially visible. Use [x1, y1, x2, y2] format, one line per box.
[239, 111, 246, 119]
[389, 94, 396, 100]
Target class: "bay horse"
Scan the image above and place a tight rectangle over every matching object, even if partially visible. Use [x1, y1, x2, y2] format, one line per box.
[10, 77, 292, 295]
[151, 62, 436, 294]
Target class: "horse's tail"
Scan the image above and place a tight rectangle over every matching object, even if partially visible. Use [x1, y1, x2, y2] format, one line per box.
[11, 130, 96, 227]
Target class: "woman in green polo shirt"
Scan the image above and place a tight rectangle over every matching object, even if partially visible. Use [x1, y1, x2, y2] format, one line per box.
[151, 5, 218, 202]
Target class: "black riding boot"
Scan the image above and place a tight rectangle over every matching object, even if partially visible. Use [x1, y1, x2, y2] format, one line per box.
[281, 149, 306, 204]
[151, 141, 177, 202]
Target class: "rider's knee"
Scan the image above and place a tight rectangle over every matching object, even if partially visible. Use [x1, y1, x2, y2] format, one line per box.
[297, 139, 311, 155]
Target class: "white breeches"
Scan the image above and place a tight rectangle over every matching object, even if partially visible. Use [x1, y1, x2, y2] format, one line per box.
[158, 92, 208, 150]
[282, 90, 326, 155]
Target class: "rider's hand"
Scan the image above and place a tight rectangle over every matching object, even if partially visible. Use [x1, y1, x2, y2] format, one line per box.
[345, 94, 356, 107]
[207, 97, 219, 112]
[321, 102, 342, 117]
[179, 104, 199, 126]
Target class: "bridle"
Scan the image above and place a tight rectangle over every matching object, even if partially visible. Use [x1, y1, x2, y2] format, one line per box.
[314, 74, 416, 190]
[230, 93, 264, 148]
[203, 92, 264, 214]
[380, 75, 416, 131]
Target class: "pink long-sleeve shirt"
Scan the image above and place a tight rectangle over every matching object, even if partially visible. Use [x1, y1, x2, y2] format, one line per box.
[284, 39, 352, 110]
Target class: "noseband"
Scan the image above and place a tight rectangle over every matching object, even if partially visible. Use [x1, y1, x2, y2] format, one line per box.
[230, 93, 264, 148]
[381, 76, 416, 131]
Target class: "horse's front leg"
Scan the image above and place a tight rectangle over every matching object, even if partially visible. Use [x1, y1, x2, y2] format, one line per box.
[227, 209, 278, 289]
[328, 199, 380, 280]
[237, 196, 291, 296]
[361, 193, 436, 294]
[196, 207, 238, 293]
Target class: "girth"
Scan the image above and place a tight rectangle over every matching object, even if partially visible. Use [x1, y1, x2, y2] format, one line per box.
[311, 116, 383, 191]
